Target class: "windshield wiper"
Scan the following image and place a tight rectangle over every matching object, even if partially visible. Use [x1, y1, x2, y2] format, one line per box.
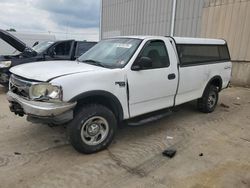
[80, 59, 106, 68]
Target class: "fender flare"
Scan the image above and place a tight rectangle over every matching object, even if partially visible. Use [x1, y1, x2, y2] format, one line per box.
[69, 90, 124, 121]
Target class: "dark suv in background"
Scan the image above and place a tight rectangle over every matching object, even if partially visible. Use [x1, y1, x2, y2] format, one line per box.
[0, 29, 97, 86]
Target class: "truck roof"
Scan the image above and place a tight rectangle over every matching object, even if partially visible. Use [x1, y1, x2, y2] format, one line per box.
[112, 35, 226, 45]
[173, 37, 226, 45]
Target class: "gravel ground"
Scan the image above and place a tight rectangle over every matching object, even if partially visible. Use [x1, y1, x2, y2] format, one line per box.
[0, 87, 249, 188]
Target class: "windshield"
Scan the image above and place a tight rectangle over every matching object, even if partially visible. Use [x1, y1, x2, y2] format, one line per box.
[32, 41, 54, 53]
[77, 38, 142, 68]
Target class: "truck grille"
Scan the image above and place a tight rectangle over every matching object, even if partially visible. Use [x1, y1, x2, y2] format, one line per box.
[9, 75, 38, 99]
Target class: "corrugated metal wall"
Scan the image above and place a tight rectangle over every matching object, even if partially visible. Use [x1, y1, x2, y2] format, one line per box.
[101, 0, 250, 61]
[201, 0, 250, 61]
[175, 0, 205, 37]
[101, 0, 173, 38]
[101, 0, 205, 38]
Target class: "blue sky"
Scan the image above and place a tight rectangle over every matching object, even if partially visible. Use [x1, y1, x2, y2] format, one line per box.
[0, 0, 100, 41]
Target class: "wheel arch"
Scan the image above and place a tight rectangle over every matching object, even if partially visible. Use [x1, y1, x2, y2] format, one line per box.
[205, 76, 223, 92]
[69, 90, 124, 122]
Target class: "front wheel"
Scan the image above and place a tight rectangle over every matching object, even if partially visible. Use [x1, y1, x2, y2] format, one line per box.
[67, 104, 117, 154]
[198, 85, 219, 113]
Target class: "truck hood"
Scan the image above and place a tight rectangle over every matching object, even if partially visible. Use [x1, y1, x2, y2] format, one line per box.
[0, 29, 34, 53]
[10, 60, 106, 82]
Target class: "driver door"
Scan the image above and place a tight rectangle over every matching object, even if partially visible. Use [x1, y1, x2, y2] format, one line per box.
[127, 39, 178, 117]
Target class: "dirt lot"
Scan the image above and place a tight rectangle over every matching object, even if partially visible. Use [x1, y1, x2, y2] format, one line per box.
[0, 87, 249, 188]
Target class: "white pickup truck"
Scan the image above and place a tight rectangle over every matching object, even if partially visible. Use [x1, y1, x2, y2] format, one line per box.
[7, 36, 232, 153]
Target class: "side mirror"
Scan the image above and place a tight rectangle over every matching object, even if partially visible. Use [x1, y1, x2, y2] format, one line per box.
[131, 56, 152, 71]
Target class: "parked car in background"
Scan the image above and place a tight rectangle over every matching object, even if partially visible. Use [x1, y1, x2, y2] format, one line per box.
[0, 29, 97, 86]
[0, 31, 56, 55]
[7, 36, 231, 154]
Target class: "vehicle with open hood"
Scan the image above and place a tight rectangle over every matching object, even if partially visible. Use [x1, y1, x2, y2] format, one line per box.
[0, 29, 97, 86]
[7, 36, 232, 154]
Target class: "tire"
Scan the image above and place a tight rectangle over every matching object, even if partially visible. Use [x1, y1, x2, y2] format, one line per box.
[198, 85, 219, 113]
[67, 104, 117, 154]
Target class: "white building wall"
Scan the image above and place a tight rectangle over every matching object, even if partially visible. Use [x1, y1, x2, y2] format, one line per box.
[101, 0, 205, 38]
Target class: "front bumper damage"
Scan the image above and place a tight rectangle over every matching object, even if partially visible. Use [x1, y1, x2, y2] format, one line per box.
[7, 91, 77, 124]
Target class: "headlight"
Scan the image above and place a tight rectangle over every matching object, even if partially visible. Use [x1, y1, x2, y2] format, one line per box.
[29, 83, 62, 102]
[0, 61, 12, 68]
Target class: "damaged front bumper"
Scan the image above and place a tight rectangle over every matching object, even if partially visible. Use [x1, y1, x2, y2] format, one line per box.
[7, 91, 77, 124]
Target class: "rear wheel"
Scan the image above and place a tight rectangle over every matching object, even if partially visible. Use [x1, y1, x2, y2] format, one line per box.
[67, 104, 117, 154]
[198, 85, 219, 113]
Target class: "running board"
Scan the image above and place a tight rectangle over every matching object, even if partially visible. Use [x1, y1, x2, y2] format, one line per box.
[127, 108, 173, 126]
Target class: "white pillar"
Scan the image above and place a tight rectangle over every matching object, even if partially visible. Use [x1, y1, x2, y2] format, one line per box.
[99, 0, 103, 40]
[170, 0, 177, 36]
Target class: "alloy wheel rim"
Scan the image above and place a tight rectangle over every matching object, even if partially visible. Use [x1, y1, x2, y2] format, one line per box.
[81, 116, 109, 146]
[208, 91, 217, 108]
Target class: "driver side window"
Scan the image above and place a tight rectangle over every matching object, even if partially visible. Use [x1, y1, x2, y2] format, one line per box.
[54, 41, 72, 56]
[139, 40, 170, 69]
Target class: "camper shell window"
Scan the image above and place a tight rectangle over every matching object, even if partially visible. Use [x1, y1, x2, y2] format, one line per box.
[176, 44, 230, 66]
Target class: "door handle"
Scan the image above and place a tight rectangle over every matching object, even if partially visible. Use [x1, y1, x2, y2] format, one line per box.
[168, 73, 176, 80]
